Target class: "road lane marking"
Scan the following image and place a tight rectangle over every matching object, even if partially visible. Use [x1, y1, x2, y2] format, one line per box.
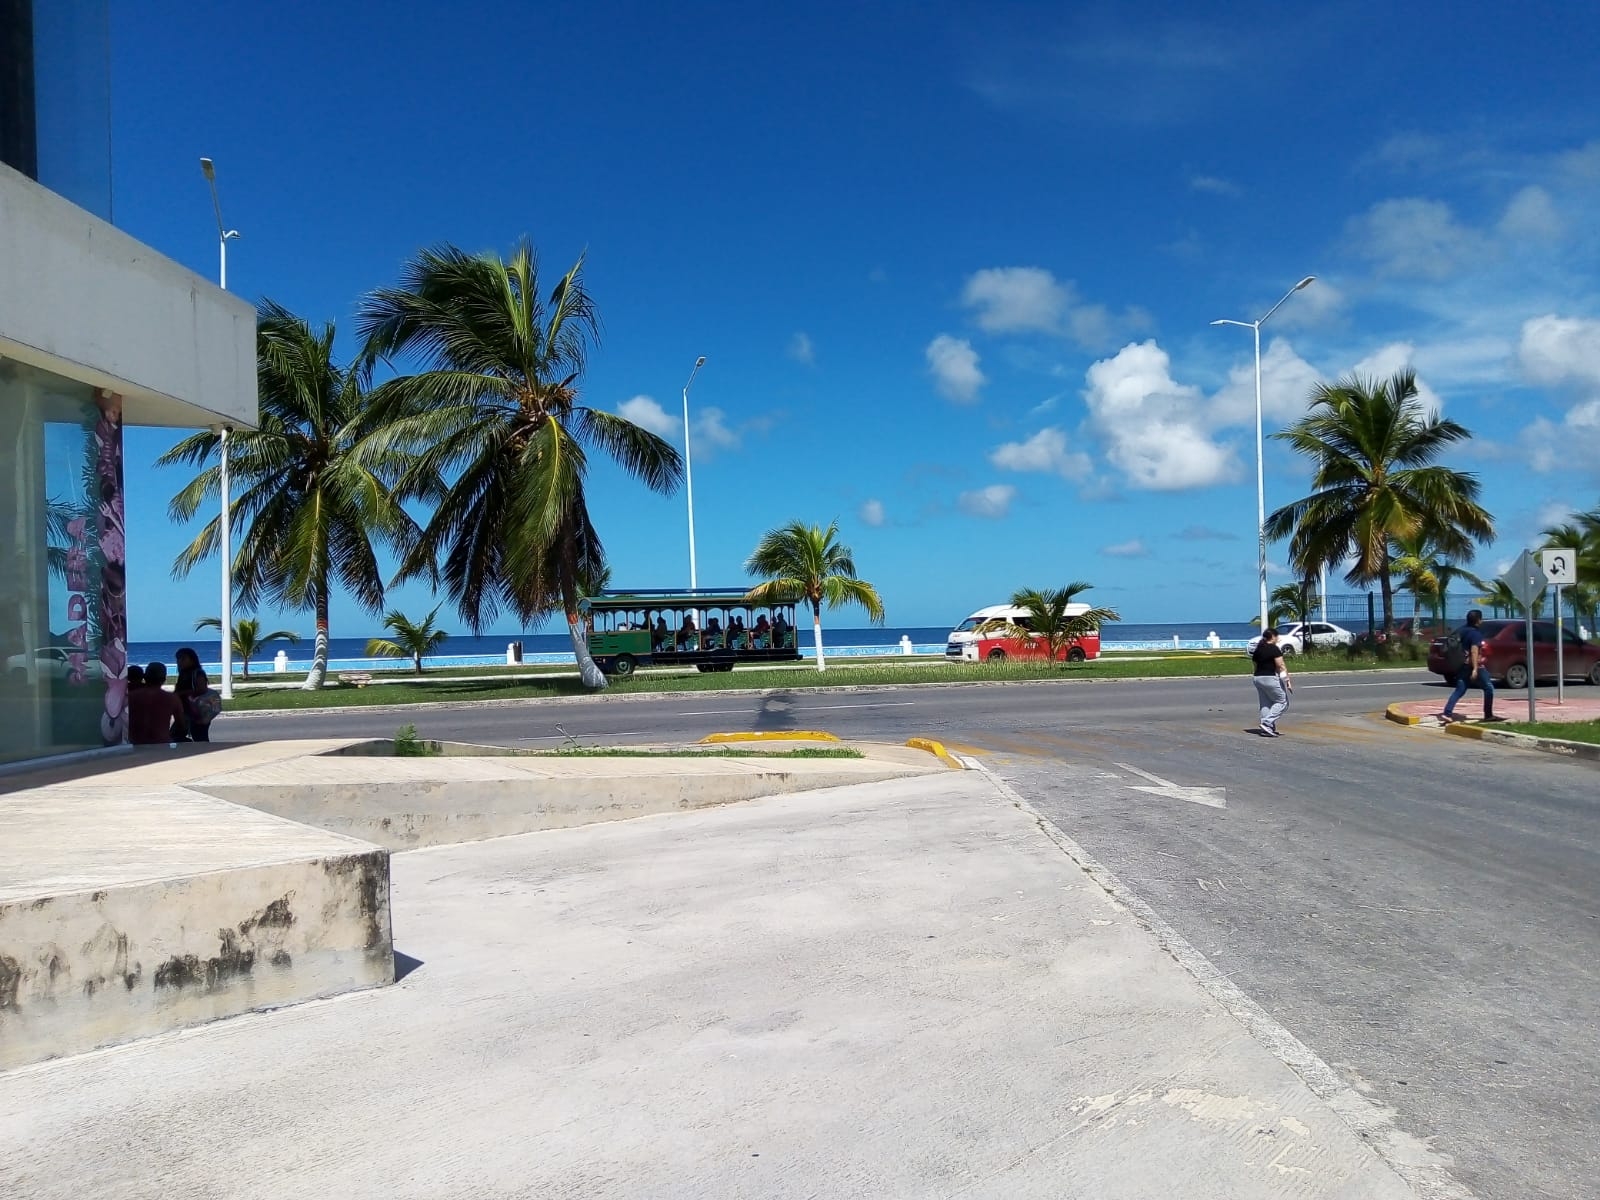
[1115, 762, 1227, 808]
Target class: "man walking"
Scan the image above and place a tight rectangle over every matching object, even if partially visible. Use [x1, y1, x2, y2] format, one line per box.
[1251, 627, 1292, 737]
[1442, 609, 1498, 723]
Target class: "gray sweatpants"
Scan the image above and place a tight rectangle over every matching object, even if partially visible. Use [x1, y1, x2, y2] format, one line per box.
[1253, 675, 1289, 727]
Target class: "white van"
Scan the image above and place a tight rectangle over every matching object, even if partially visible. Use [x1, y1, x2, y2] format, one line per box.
[944, 603, 1094, 662]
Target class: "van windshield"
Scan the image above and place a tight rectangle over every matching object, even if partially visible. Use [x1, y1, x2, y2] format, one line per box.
[954, 618, 981, 632]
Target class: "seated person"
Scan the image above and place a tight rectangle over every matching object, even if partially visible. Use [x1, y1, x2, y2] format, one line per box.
[728, 616, 747, 649]
[704, 616, 722, 649]
[753, 614, 771, 648]
[653, 616, 670, 651]
[128, 662, 188, 745]
[773, 612, 791, 646]
[678, 614, 699, 651]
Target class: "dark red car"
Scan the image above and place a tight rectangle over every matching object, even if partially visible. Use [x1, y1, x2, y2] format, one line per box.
[1427, 619, 1600, 689]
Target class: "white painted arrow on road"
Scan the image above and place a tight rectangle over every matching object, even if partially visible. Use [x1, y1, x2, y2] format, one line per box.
[1115, 763, 1227, 809]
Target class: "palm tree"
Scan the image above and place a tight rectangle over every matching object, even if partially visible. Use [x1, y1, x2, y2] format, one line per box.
[194, 616, 300, 679]
[745, 519, 884, 670]
[1474, 577, 1543, 619]
[1264, 369, 1494, 633]
[1252, 581, 1321, 636]
[1389, 530, 1477, 624]
[1542, 511, 1600, 630]
[983, 583, 1120, 664]
[161, 302, 420, 689]
[358, 242, 682, 690]
[365, 606, 449, 674]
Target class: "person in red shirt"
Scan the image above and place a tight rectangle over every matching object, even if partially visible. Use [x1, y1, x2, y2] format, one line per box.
[128, 662, 188, 745]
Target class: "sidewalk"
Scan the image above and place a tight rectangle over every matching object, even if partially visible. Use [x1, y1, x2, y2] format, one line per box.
[2, 770, 1424, 1199]
[1388, 693, 1600, 724]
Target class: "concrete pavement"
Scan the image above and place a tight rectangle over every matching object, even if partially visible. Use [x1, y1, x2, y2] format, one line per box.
[1, 770, 1422, 1200]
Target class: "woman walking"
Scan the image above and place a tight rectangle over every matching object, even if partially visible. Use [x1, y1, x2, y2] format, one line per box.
[1251, 628, 1293, 737]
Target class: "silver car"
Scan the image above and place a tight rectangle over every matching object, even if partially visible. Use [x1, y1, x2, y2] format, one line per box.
[1246, 621, 1355, 656]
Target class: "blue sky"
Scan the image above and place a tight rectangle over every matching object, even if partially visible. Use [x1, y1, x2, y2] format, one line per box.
[109, 0, 1600, 638]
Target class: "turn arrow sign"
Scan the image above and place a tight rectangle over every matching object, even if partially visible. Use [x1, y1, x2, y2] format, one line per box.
[1115, 763, 1227, 808]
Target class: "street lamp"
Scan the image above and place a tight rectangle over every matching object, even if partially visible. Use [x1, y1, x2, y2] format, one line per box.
[200, 156, 242, 699]
[1212, 275, 1316, 634]
[682, 356, 707, 590]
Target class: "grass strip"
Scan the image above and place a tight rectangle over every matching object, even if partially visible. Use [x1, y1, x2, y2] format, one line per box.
[220, 652, 1421, 713]
[1494, 718, 1600, 746]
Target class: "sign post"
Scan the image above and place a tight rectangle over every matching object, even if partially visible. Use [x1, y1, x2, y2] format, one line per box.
[1543, 548, 1577, 705]
[1501, 550, 1547, 722]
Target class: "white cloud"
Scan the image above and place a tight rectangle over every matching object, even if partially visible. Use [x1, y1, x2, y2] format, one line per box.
[1189, 174, 1241, 196]
[788, 331, 816, 365]
[1270, 279, 1346, 330]
[959, 266, 1144, 350]
[1350, 342, 1445, 415]
[926, 334, 986, 403]
[1347, 197, 1482, 280]
[693, 406, 739, 452]
[1499, 185, 1563, 240]
[1518, 314, 1600, 388]
[617, 394, 680, 438]
[859, 498, 886, 527]
[962, 267, 1067, 335]
[987, 427, 1093, 480]
[957, 484, 1017, 519]
[1084, 340, 1239, 490]
[1209, 337, 1324, 425]
[1101, 539, 1149, 557]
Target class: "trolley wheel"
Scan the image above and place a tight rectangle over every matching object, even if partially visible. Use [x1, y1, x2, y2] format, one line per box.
[611, 654, 635, 677]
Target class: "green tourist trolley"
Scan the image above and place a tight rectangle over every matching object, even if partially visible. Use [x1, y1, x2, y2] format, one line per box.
[580, 588, 803, 676]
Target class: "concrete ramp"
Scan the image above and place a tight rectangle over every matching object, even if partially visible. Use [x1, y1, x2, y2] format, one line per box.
[0, 748, 393, 1071]
[190, 749, 939, 850]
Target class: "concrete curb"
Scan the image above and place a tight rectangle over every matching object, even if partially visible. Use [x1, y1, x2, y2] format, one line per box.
[698, 730, 840, 744]
[903, 737, 965, 769]
[226, 667, 1432, 722]
[1444, 721, 1600, 762]
[1385, 702, 1426, 726]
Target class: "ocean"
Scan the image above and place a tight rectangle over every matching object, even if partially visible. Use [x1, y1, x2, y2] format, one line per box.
[129, 621, 1263, 677]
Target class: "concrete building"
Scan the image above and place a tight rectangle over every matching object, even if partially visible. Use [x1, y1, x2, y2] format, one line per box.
[0, 0, 256, 766]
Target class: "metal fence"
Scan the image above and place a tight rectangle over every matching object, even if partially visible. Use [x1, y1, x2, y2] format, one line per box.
[1321, 592, 1587, 632]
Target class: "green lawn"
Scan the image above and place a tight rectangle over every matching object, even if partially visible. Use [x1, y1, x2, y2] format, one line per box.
[1496, 719, 1600, 746]
[220, 650, 1420, 713]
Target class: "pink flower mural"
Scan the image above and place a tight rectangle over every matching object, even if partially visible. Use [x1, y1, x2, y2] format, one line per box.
[94, 391, 128, 746]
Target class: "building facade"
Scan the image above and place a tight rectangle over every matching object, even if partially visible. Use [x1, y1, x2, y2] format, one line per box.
[1, 0, 257, 765]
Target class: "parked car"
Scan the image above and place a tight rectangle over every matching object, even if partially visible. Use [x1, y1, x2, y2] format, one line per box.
[5, 645, 101, 682]
[1245, 621, 1356, 656]
[1426, 620, 1600, 689]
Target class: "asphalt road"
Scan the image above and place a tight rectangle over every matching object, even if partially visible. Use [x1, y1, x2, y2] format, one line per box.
[219, 669, 1600, 1200]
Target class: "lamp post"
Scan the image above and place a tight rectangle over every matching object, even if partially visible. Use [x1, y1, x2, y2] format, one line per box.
[682, 356, 707, 591]
[1211, 275, 1316, 634]
[200, 157, 241, 699]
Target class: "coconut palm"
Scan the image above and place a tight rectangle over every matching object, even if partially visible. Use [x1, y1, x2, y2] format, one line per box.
[1474, 577, 1544, 619]
[161, 302, 420, 689]
[1542, 511, 1600, 629]
[1264, 369, 1494, 633]
[1252, 581, 1321, 636]
[982, 583, 1120, 664]
[744, 519, 883, 670]
[1389, 529, 1477, 624]
[358, 242, 681, 689]
[194, 616, 300, 679]
[365, 606, 449, 674]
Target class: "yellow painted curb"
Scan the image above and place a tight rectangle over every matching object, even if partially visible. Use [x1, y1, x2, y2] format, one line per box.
[905, 737, 965, 769]
[1385, 703, 1425, 726]
[1444, 722, 1486, 740]
[698, 730, 840, 744]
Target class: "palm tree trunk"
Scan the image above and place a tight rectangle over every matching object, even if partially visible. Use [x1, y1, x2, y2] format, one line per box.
[1378, 555, 1396, 634]
[413, 652, 422, 675]
[812, 602, 826, 672]
[559, 549, 607, 690]
[303, 593, 330, 690]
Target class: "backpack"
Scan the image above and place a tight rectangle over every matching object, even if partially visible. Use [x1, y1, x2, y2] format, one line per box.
[1442, 631, 1466, 674]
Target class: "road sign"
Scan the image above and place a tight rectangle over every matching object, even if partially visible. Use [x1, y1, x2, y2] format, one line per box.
[1500, 549, 1546, 609]
[1542, 547, 1577, 587]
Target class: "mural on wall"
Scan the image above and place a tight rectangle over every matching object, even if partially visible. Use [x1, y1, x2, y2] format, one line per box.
[94, 390, 127, 745]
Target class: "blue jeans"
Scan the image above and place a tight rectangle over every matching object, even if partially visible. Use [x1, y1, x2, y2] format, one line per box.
[1444, 666, 1494, 717]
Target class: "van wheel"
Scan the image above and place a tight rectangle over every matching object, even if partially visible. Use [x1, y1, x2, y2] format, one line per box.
[1067, 646, 1086, 663]
[986, 648, 1007, 662]
[612, 654, 635, 678]
[1505, 662, 1529, 690]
